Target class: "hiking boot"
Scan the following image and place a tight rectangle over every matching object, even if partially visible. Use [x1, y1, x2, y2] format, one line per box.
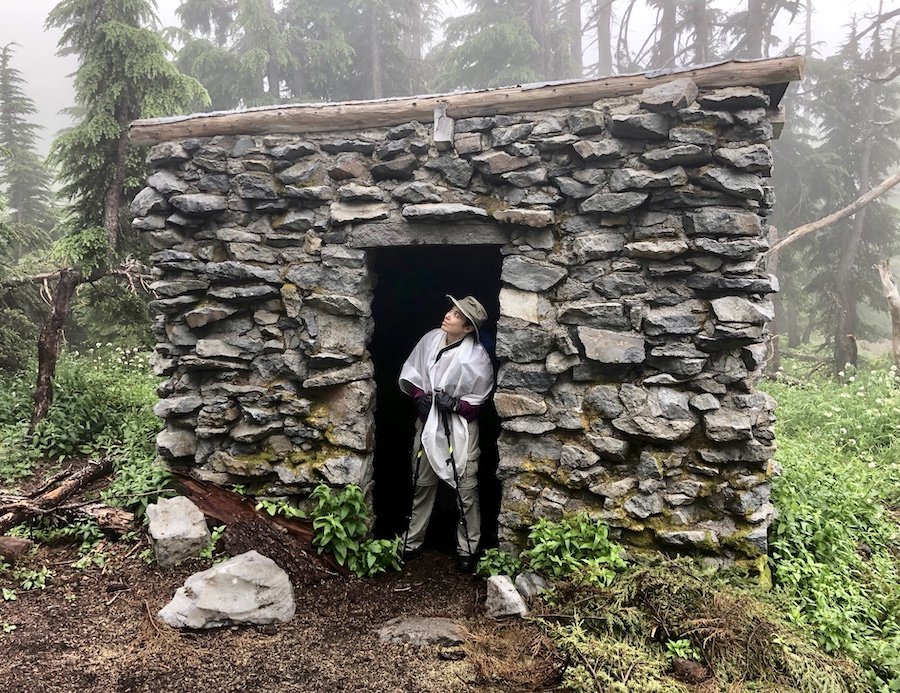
[455, 554, 476, 573]
[402, 548, 423, 562]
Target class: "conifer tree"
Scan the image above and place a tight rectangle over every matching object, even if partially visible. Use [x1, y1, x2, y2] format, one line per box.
[0, 44, 54, 232]
[20, 0, 207, 429]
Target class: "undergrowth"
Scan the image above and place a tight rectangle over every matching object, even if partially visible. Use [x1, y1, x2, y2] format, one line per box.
[0, 347, 166, 518]
[763, 362, 900, 690]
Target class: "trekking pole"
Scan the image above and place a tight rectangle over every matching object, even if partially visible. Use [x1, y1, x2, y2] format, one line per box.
[439, 408, 473, 560]
[401, 447, 424, 561]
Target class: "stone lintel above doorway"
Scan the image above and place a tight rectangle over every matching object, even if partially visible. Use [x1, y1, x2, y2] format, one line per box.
[348, 221, 512, 248]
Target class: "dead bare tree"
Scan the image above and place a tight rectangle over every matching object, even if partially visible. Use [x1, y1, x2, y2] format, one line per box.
[875, 260, 900, 369]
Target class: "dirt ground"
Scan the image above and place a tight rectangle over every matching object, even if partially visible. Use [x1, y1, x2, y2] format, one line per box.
[0, 541, 561, 693]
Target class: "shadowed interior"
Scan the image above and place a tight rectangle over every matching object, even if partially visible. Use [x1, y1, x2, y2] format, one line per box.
[368, 245, 503, 553]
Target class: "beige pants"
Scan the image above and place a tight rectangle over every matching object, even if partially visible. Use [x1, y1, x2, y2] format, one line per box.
[404, 419, 481, 557]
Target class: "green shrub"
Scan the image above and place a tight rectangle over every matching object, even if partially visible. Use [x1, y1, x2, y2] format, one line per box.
[0, 348, 166, 514]
[308, 483, 401, 578]
[475, 547, 522, 577]
[521, 512, 627, 587]
[763, 363, 900, 689]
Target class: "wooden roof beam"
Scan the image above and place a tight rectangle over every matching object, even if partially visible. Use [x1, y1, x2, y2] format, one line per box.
[129, 56, 805, 146]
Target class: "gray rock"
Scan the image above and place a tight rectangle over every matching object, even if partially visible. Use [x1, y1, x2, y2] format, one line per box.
[690, 394, 721, 412]
[641, 144, 710, 168]
[686, 273, 778, 294]
[698, 87, 769, 110]
[206, 261, 280, 284]
[558, 301, 628, 328]
[697, 167, 764, 201]
[169, 193, 228, 216]
[691, 236, 767, 258]
[501, 256, 566, 291]
[670, 126, 717, 145]
[424, 156, 474, 187]
[609, 167, 688, 191]
[711, 296, 774, 325]
[587, 435, 629, 461]
[371, 154, 418, 180]
[639, 78, 699, 113]
[158, 551, 295, 629]
[657, 529, 718, 548]
[714, 144, 773, 174]
[685, 207, 763, 237]
[376, 616, 466, 646]
[305, 294, 370, 316]
[577, 327, 645, 364]
[502, 418, 556, 434]
[233, 172, 278, 199]
[573, 233, 626, 260]
[623, 494, 664, 519]
[302, 361, 374, 388]
[157, 428, 197, 459]
[497, 362, 557, 392]
[329, 201, 390, 224]
[580, 191, 649, 214]
[584, 384, 623, 418]
[402, 203, 488, 221]
[148, 170, 188, 196]
[703, 409, 753, 441]
[514, 572, 548, 601]
[147, 142, 190, 166]
[493, 391, 548, 417]
[625, 238, 688, 260]
[485, 575, 529, 617]
[392, 181, 444, 203]
[572, 139, 622, 161]
[493, 208, 554, 227]
[609, 112, 670, 139]
[612, 415, 695, 442]
[337, 183, 385, 202]
[131, 187, 170, 216]
[567, 109, 606, 135]
[496, 321, 555, 362]
[472, 151, 532, 175]
[147, 496, 210, 568]
[594, 272, 649, 297]
[277, 161, 323, 185]
[154, 396, 203, 418]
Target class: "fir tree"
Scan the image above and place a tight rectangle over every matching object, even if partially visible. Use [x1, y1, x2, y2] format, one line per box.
[0, 44, 54, 232]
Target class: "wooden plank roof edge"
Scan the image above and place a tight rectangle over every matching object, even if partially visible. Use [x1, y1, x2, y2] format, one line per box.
[129, 55, 805, 146]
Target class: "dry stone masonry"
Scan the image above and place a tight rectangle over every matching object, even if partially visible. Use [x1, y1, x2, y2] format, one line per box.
[134, 75, 783, 566]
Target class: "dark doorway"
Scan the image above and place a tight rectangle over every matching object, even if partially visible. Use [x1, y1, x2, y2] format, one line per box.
[368, 245, 503, 553]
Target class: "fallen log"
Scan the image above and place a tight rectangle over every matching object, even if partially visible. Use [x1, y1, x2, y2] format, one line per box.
[172, 473, 345, 581]
[0, 458, 113, 534]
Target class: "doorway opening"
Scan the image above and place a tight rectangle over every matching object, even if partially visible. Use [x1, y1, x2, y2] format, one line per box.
[368, 245, 503, 554]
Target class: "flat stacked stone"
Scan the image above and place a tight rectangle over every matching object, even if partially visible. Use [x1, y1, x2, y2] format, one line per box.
[134, 76, 781, 565]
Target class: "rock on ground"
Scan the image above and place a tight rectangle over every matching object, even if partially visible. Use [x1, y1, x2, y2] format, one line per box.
[146, 495, 210, 568]
[376, 616, 466, 646]
[486, 575, 529, 618]
[158, 550, 295, 629]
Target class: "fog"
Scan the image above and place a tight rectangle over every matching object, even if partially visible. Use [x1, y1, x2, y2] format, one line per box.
[0, 0, 884, 156]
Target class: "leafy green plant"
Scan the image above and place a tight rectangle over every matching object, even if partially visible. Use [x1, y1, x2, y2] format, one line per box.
[255, 497, 305, 519]
[521, 512, 626, 586]
[665, 638, 703, 663]
[16, 566, 51, 591]
[476, 548, 522, 577]
[308, 483, 401, 578]
[2, 588, 16, 601]
[198, 525, 226, 561]
[1, 623, 16, 634]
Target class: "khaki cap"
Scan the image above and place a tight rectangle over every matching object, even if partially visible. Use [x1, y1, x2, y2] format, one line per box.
[446, 294, 487, 339]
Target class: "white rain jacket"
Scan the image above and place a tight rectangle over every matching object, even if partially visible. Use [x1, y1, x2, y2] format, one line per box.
[399, 329, 494, 487]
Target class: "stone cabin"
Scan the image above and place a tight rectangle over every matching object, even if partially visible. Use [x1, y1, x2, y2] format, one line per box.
[129, 56, 804, 567]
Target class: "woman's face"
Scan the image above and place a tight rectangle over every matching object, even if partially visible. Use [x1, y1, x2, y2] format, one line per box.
[441, 307, 473, 342]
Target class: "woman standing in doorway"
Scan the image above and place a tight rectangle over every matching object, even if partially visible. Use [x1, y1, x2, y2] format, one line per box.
[398, 295, 494, 572]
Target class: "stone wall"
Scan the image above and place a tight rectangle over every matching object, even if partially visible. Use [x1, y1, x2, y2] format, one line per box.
[133, 77, 778, 564]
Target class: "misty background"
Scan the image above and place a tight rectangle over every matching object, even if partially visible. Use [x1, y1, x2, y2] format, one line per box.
[3, 0, 885, 155]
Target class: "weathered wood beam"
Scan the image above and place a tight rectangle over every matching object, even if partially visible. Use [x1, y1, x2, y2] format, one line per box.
[129, 56, 805, 146]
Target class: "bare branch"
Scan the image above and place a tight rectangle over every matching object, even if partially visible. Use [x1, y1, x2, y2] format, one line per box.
[767, 169, 900, 256]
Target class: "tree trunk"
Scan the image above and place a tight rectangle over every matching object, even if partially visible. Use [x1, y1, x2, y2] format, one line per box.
[370, 6, 383, 99]
[0, 458, 113, 534]
[29, 269, 80, 434]
[596, 0, 613, 75]
[692, 0, 709, 63]
[654, 0, 677, 68]
[876, 260, 900, 369]
[786, 300, 800, 347]
[102, 123, 129, 256]
[529, 0, 551, 77]
[805, 0, 813, 57]
[565, 0, 583, 75]
[745, 0, 765, 58]
[834, 96, 876, 371]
